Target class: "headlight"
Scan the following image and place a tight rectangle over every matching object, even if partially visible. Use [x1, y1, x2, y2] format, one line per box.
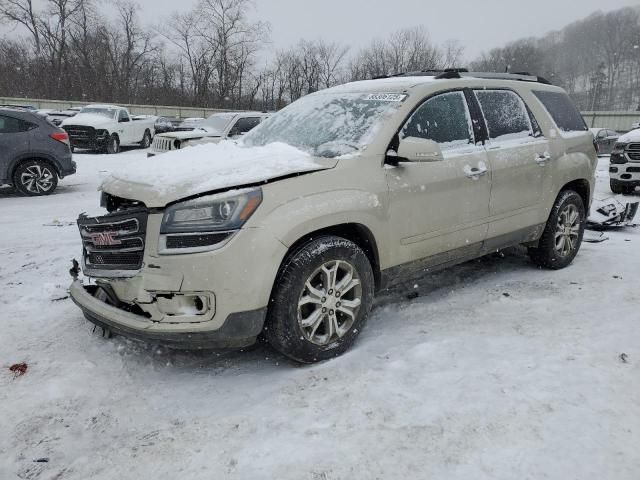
[173, 139, 182, 149]
[159, 188, 262, 254]
[612, 143, 626, 154]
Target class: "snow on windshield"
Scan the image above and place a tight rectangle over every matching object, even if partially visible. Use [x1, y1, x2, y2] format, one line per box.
[79, 107, 116, 119]
[202, 113, 236, 134]
[243, 92, 407, 157]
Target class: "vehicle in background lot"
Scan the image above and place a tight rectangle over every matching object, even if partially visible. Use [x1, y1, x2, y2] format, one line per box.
[46, 110, 78, 126]
[0, 104, 37, 111]
[590, 128, 619, 155]
[175, 117, 205, 131]
[0, 107, 76, 196]
[154, 117, 175, 134]
[148, 111, 269, 157]
[609, 129, 640, 194]
[61, 104, 155, 154]
[70, 71, 597, 363]
[631, 122, 640, 130]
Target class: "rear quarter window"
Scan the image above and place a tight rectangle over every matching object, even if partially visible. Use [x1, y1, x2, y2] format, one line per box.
[532, 90, 587, 133]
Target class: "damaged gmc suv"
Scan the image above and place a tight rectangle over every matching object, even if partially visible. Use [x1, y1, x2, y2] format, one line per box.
[70, 71, 597, 363]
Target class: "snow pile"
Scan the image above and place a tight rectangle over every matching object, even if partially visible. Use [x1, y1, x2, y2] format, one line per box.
[101, 141, 328, 206]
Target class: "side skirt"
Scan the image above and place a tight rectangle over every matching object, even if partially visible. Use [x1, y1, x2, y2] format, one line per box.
[379, 224, 545, 290]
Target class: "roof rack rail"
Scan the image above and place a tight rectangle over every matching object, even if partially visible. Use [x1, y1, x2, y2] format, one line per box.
[436, 71, 553, 85]
[371, 68, 552, 85]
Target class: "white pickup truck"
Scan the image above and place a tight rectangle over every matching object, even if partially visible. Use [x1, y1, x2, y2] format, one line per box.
[61, 104, 155, 154]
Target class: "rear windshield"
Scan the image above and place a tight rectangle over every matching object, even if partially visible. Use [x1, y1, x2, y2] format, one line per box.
[532, 90, 587, 132]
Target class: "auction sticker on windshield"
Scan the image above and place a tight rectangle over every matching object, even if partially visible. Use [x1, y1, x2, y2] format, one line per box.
[364, 93, 408, 102]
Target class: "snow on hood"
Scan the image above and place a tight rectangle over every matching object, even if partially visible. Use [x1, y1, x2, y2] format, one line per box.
[101, 141, 334, 207]
[61, 113, 113, 127]
[156, 127, 221, 141]
[617, 129, 640, 144]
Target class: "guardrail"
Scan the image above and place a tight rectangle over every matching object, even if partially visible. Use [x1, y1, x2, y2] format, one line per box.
[2, 96, 640, 129]
[0, 96, 235, 119]
[581, 111, 639, 132]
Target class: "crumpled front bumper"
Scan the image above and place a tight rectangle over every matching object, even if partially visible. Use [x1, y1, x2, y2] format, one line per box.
[69, 280, 266, 349]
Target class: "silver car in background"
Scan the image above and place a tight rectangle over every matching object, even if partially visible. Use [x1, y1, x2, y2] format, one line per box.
[148, 111, 270, 157]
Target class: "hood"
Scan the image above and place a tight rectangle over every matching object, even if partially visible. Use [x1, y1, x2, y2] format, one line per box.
[61, 113, 113, 128]
[156, 127, 221, 141]
[618, 129, 640, 144]
[101, 141, 336, 207]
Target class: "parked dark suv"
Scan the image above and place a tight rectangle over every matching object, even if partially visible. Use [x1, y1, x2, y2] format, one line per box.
[0, 108, 76, 196]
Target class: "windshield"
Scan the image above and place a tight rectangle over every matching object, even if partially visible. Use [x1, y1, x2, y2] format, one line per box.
[202, 113, 236, 135]
[79, 107, 116, 119]
[242, 92, 407, 157]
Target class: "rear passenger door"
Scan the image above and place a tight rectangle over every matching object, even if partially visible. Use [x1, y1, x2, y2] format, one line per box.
[474, 89, 550, 238]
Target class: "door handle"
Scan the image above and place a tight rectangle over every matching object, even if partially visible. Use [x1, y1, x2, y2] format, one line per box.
[465, 166, 488, 178]
[536, 152, 551, 165]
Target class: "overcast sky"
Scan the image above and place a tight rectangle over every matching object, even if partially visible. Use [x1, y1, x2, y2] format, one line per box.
[2, 0, 639, 60]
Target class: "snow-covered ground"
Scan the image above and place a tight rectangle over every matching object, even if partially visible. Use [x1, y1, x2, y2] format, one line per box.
[1, 151, 639, 479]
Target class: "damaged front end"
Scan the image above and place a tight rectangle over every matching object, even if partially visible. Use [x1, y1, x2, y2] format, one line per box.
[587, 197, 639, 229]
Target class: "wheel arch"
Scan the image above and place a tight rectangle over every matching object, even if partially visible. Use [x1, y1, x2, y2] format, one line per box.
[277, 223, 382, 291]
[9, 155, 62, 181]
[559, 178, 590, 209]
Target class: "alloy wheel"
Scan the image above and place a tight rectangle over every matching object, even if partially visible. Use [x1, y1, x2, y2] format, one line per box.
[554, 204, 581, 257]
[20, 165, 55, 194]
[297, 260, 362, 346]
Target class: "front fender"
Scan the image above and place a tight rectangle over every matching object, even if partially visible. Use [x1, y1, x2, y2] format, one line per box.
[261, 188, 389, 262]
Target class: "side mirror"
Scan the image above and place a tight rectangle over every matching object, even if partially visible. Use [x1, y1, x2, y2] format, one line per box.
[396, 137, 444, 163]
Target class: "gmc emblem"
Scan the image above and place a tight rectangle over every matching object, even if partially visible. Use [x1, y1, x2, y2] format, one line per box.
[90, 232, 122, 246]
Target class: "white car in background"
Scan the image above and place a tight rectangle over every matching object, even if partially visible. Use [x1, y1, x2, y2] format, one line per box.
[148, 111, 270, 157]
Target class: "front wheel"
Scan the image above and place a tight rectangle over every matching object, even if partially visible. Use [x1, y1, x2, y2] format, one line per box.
[13, 160, 58, 196]
[610, 179, 635, 195]
[528, 190, 586, 269]
[140, 130, 151, 149]
[265, 236, 375, 363]
[105, 134, 120, 154]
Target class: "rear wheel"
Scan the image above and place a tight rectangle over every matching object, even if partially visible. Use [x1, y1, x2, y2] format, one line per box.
[105, 134, 120, 154]
[13, 159, 58, 196]
[265, 236, 375, 363]
[528, 190, 585, 269]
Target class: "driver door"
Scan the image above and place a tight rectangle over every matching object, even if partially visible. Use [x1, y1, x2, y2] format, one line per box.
[386, 90, 491, 270]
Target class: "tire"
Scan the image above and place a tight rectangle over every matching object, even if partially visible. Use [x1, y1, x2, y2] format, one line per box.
[265, 235, 375, 363]
[610, 179, 635, 195]
[105, 134, 120, 154]
[13, 159, 58, 196]
[140, 130, 151, 149]
[528, 190, 586, 270]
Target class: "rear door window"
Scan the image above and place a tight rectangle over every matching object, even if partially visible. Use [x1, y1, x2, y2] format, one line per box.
[532, 90, 587, 132]
[0, 115, 33, 133]
[400, 91, 475, 150]
[474, 90, 533, 141]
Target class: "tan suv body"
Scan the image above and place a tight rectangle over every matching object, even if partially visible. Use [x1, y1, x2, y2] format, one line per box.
[70, 72, 597, 362]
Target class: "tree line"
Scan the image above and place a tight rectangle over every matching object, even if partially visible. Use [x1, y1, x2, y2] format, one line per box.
[0, 0, 637, 111]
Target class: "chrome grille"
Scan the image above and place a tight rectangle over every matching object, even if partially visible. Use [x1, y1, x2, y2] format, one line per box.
[78, 209, 148, 275]
[627, 143, 640, 162]
[152, 136, 174, 153]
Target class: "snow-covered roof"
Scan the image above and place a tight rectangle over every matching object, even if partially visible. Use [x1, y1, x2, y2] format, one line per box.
[84, 104, 122, 110]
